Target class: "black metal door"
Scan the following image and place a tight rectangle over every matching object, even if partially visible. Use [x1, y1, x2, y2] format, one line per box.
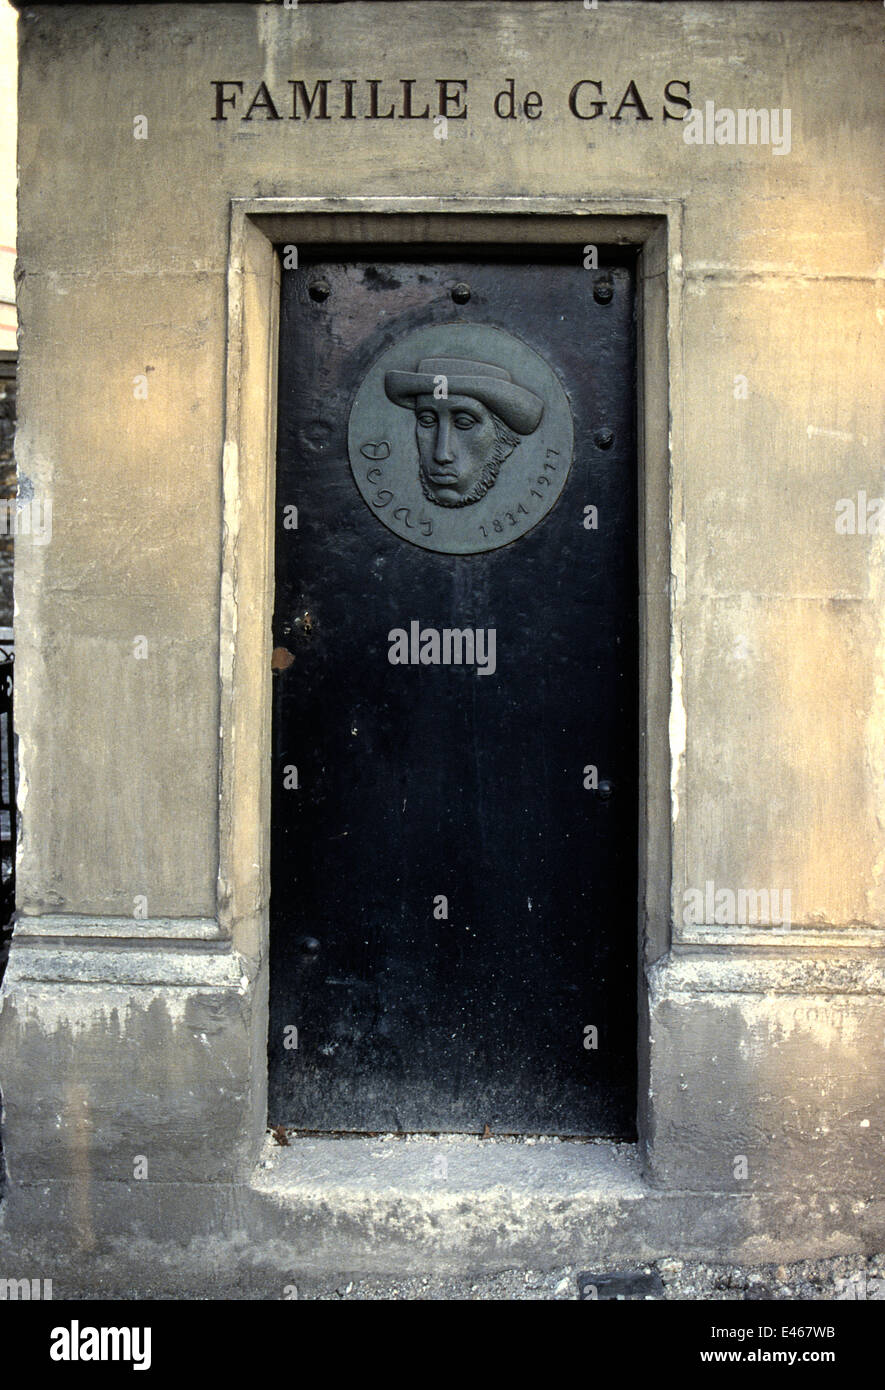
[269, 246, 638, 1136]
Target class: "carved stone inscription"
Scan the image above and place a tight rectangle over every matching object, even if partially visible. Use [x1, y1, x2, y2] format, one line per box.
[347, 324, 574, 554]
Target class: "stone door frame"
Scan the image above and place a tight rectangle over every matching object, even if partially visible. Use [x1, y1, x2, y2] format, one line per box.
[220, 196, 682, 1152]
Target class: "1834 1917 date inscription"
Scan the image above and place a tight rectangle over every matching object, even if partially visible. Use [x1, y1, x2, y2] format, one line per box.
[347, 324, 574, 555]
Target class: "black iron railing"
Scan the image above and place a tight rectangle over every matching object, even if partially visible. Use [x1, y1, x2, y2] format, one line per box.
[0, 645, 14, 928]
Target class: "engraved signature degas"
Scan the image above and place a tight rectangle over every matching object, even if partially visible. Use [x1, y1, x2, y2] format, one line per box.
[365, 459, 433, 535]
[360, 440, 391, 461]
[394, 504, 433, 537]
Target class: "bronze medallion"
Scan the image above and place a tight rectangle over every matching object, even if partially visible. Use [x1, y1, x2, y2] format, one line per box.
[348, 324, 574, 554]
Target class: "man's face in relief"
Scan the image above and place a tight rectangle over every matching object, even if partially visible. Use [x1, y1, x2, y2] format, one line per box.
[415, 394, 503, 507]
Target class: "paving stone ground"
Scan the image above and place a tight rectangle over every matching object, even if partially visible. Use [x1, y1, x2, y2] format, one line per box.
[272, 1252, 885, 1301]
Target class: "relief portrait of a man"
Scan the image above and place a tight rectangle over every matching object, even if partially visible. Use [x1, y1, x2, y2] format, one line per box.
[384, 356, 544, 508]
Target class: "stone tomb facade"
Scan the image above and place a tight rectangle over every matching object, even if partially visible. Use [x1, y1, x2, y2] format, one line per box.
[0, 1, 883, 1293]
